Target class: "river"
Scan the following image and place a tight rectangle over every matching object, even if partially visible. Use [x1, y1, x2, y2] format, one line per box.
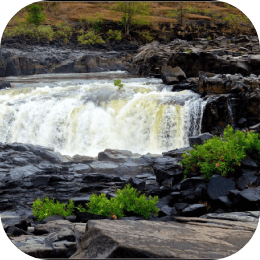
[0, 71, 207, 156]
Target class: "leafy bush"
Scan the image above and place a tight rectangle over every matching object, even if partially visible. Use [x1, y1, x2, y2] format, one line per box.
[32, 197, 75, 221]
[85, 13, 104, 32]
[114, 79, 124, 90]
[115, 184, 160, 219]
[137, 30, 153, 42]
[223, 13, 251, 30]
[55, 22, 73, 43]
[185, 6, 200, 14]
[3, 24, 54, 41]
[207, 36, 212, 41]
[79, 193, 125, 219]
[77, 184, 160, 219]
[107, 29, 122, 42]
[77, 30, 105, 45]
[36, 25, 55, 41]
[25, 4, 46, 26]
[180, 125, 260, 179]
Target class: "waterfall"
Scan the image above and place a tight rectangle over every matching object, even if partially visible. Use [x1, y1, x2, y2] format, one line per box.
[0, 75, 206, 156]
[227, 98, 235, 127]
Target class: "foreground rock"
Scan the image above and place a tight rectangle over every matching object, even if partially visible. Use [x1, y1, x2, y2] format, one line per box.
[0, 141, 260, 258]
[70, 216, 257, 259]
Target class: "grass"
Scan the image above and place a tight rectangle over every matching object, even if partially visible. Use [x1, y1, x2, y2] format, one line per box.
[3, 2, 254, 37]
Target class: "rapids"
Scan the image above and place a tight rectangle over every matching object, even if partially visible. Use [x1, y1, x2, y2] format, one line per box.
[0, 72, 207, 156]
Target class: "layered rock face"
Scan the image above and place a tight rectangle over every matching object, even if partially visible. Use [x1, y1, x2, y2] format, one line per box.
[0, 47, 127, 77]
[129, 36, 260, 77]
[1, 143, 260, 258]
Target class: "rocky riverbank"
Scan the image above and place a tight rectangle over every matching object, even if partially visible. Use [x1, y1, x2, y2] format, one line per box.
[1, 133, 260, 258]
[1, 34, 260, 258]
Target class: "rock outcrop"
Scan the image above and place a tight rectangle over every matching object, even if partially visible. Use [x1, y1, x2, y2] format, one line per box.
[129, 36, 260, 78]
[0, 47, 127, 77]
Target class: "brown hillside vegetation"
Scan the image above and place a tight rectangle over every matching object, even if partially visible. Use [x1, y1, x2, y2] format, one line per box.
[5, 1, 252, 28]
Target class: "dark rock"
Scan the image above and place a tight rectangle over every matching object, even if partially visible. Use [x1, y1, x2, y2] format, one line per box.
[6, 226, 31, 237]
[216, 196, 233, 211]
[170, 207, 178, 216]
[128, 178, 146, 191]
[174, 203, 190, 212]
[43, 215, 64, 223]
[148, 214, 160, 221]
[181, 204, 207, 217]
[236, 187, 260, 210]
[161, 178, 173, 187]
[161, 66, 186, 85]
[179, 177, 208, 191]
[156, 195, 172, 209]
[162, 147, 191, 159]
[159, 205, 172, 217]
[237, 118, 247, 127]
[0, 80, 11, 89]
[207, 175, 236, 201]
[236, 171, 258, 190]
[75, 212, 108, 223]
[189, 133, 213, 147]
[241, 158, 258, 169]
[65, 215, 77, 223]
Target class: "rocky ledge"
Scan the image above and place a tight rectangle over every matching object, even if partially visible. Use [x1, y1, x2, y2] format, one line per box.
[1, 134, 260, 258]
[0, 46, 128, 77]
[130, 35, 260, 77]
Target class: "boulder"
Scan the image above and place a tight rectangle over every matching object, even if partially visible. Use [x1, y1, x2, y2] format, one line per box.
[70, 219, 256, 259]
[0, 80, 11, 89]
[189, 133, 214, 147]
[199, 77, 231, 94]
[181, 204, 207, 217]
[161, 66, 186, 85]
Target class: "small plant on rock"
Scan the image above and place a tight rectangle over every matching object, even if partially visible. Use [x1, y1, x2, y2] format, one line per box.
[114, 79, 124, 90]
[107, 29, 122, 42]
[136, 30, 153, 42]
[32, 197, 75, 221]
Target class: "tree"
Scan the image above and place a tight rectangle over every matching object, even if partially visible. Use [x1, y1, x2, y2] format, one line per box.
[25, 4, 46, 26]
[167, 3, 188, 26]
[114, 2, 151, 35]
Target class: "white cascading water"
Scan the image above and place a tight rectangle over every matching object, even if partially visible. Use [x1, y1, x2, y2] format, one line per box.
[0, 73, 207, 156]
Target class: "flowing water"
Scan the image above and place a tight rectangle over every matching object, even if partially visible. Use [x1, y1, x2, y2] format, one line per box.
[0, 72, 207, 156]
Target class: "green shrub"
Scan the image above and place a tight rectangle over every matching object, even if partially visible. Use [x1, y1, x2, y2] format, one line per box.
[133, 15, 152, 26]
[77, 30, 105, 45]
[25, 4, 46, 26]
[107, 29, 122, 42]
[36, 25, 55, 41]
[207, 36, 212, 41]
[3, 24, 54, 41]
[137, 30, 153, 42]
[55, 22, 73, 43]
[32, 197, 75, 221]
[85, 13, 104, 32]
[180, 125, 260, 179]
[185, 6, 200, 14]
[79, 193, 125, 219]
[115, 184, 160, 219]
[114, 79, 124, 90]
[222, 13, 251, 30]
[77, 184, 160, 219]
[186, 49, 191, 53]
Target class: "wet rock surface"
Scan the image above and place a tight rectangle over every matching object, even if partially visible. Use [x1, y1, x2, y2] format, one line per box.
[0, 142, 259, 258]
